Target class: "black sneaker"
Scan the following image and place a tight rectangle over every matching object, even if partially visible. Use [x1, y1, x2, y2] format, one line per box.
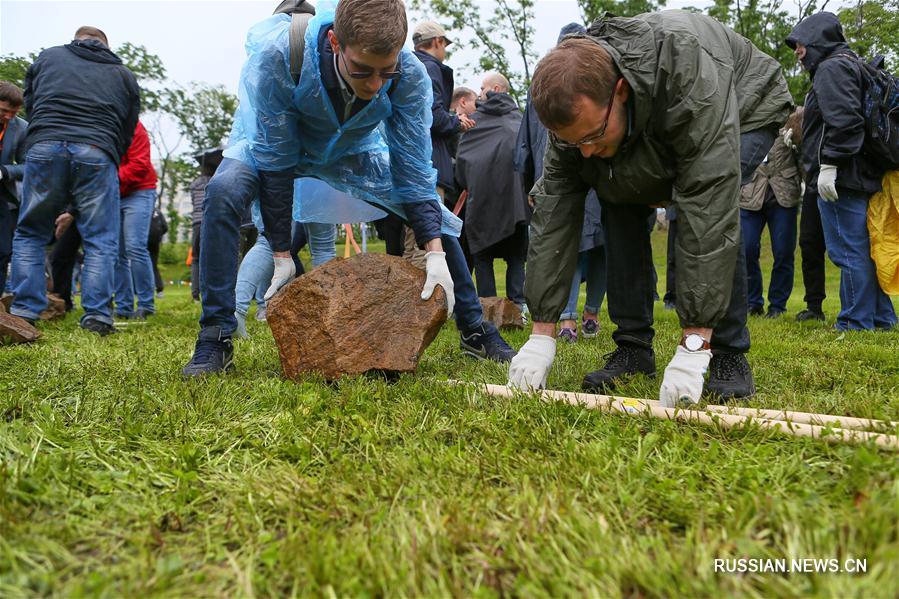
[135, 308, 153, 320]
[764, 309, 785, 319]
[81, 317, 117, 336]
[796, 308, 825, 322]
[460, 322, 517, 362]
[748, 305, 765, 316]
[582, 345, 656, 393]
[706, 352, 755, 401]
[182, 326, 234, 377]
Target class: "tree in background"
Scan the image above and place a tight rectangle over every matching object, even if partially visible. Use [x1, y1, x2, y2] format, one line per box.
[838, 0, 899, 66]
[578, 0, 666, 22]
[410, 0, 536, 104]
[0, 53, 36, 90]
[152, 83, 237, 242]
[706, 0, 809, 103]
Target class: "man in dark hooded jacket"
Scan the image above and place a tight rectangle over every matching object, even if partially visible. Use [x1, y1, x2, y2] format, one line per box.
[508, 11, 792, 406]
[786, 12, 896, 331]
[9, 26, 140, 336]
[455, 72, 529, 306]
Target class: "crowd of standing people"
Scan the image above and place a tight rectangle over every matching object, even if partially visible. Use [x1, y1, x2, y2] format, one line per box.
[1, 1, 896, 406]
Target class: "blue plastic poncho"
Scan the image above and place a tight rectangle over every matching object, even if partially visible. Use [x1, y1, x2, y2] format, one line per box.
[250, 178, 387, 230]
[224, 1, 461, 236]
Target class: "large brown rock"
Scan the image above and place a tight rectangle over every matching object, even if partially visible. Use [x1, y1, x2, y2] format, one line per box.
[0, 312, 41, 343]
[267, 253, 448, 380]
[480, 297, 525, 329]
[40, 294, 67, 321]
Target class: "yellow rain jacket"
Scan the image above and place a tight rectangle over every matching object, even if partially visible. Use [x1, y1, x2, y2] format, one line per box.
[868, 171, 899, 295]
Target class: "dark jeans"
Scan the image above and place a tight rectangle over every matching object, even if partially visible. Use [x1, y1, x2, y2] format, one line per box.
[50, 223, 83, 310]
[148, 234, 163, 293]
[663, 219, 677, 305]
[740, 199, 798, 313]
[0, 202, 16, 293]
[818, 190, 896, 330]
[374, 213, 404, 257]
[798, 188, 827, 312]
[199, 159, 484, 336]
[603, 128, 774, 354]
[191, 222, 202, 299]
[472, 224, 528, 305]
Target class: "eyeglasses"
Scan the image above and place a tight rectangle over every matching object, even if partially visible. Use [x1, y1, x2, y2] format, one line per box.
[339, 51, 402, 81]
[551, 78, 621, 150]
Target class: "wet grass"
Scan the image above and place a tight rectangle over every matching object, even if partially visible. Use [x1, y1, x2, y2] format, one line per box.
[1, 233, 897, 597]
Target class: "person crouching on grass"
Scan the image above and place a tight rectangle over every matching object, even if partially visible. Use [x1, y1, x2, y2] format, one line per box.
[508, 10, 793, 406]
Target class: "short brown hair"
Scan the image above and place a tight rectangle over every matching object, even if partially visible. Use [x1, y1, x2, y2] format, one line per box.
[530, 37, 618, 129]
[74, 25, 109, 47]
[451, 87, 476, 105]
[0, 81, 24, 107]
[334, 0, 407, 55]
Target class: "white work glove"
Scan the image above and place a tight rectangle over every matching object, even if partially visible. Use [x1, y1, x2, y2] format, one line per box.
[508, 334, 557, 390]
[421, 251, 455, 314]
[659, 346, 712, 408]
[0, 168, 4, 181]
[781, 127, 795, 150]
[818, 164, 839, 202]
[264, 255, 296, 300]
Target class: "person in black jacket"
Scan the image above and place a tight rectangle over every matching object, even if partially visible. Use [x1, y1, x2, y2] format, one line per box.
[0, 82, 27, 294]
[410, 20, 474, 268]
[455, 73, 529, 306]
[786, 12, 896, 331]
[9, 26, 140, 336]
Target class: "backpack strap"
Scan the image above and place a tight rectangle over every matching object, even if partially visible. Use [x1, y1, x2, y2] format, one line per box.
[273, 0, 316, 86]
[288, 12, 313, 85]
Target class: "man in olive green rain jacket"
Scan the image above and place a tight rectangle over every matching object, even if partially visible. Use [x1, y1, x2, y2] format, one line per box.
[508, 10, 792, 406]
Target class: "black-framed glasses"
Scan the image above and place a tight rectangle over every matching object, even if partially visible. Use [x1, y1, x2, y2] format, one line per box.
[551, 78, 621, 150]
[339, 51, 402, 81]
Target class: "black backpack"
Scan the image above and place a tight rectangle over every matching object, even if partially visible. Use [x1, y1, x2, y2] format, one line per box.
[836, 54, 899, 171]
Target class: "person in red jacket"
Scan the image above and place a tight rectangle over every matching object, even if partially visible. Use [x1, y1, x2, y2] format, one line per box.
[113, 120, 158, 319]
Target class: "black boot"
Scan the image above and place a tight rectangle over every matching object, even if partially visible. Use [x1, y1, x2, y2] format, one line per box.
[796, 308, 825, 322]
[706, 352, 755, 401]
[582, 345, 656, 393]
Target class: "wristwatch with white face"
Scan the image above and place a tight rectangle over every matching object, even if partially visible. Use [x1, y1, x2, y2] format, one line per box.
[681, 333, 711, 352]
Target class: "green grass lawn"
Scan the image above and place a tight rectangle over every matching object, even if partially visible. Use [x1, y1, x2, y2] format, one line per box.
[1, 232, 898, 597]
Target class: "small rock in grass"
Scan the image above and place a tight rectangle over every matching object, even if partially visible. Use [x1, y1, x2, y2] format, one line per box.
[480, 296, 525, 329]
[0, 312, 41, 343]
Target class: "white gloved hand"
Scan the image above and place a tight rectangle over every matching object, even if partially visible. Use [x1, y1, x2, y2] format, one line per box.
[781, 127, 795, 150]
[508, 334, 557, 390]
[0, 168, 4, 181]
[263, 255, 296, 300]
[421, 251, 455, 314]
[818, 164, 839, 202]
[659, 346, 712, 408]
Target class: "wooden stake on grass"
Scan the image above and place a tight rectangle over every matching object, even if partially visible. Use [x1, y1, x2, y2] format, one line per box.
[452, 382, 899, 452]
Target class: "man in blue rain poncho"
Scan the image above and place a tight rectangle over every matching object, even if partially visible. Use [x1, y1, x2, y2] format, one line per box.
[182, 0, 516, 376]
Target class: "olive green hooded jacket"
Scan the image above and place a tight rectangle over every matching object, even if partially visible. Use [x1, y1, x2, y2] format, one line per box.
[526, 10, 792, 328]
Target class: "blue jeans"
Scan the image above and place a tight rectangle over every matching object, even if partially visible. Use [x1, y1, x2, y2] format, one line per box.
[114, 188, 156, 316]
[560, 246, 607, 321]
[201, 159, 483, 335]
[740, 202, 798, 313]
[818, 191, 897, 331]
[235, 223, 337, 316]
[10, 141, 119, 324]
